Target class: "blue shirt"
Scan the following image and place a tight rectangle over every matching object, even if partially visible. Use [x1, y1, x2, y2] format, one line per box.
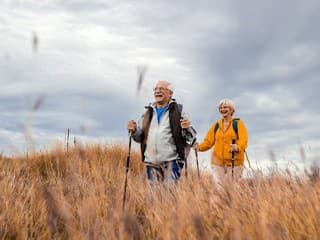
[155, 106, 169, 123]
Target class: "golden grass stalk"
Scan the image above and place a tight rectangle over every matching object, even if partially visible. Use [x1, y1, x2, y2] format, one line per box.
[0, 143, 319, 239]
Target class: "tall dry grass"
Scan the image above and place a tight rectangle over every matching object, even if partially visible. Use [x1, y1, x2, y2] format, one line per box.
[0, 143, 319, 239]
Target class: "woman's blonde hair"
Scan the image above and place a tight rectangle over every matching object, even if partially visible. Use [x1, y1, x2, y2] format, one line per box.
[219, 98, 235, 113]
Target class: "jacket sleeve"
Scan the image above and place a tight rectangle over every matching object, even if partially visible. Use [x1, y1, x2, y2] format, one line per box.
[199, 122, 216, 151]
[131, 115, 144, 143]
[237, 120, 248, 152]
[181, 110, 197, 146]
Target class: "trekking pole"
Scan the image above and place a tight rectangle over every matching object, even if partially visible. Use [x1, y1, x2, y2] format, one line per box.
[245, 150, 252, 169]
[231, 139, 236, 179]
[191, 138, 200, 179]
[122, 131, 132, 211]
[195, 148, 200, 178]
[185, 154, 188, 179]
[181, 117, 188, 179]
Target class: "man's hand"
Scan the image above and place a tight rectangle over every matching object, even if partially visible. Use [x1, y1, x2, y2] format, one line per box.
[230, 144, 239, 152]
[180, 118, 190, 129]
[127, 120, 137, 132]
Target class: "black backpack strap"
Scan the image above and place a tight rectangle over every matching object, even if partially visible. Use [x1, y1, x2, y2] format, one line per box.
[214, 122, 219, 134]
[232, 118, 239, 139]
[177, 103, 183, 115]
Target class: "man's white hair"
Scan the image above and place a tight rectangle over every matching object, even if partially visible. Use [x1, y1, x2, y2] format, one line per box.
[167, 82, 174, 93]
[156, 80, 174, 93]
[219, 98, 236, 112]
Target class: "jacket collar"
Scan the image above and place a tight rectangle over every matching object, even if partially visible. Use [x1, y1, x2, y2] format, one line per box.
[146, 98, 177, 109]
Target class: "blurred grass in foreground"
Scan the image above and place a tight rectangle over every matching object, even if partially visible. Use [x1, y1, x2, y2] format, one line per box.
[0, 143, 319, 239]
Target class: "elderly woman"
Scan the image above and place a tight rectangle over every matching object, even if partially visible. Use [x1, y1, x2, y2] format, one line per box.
[194, 98, 248, 182]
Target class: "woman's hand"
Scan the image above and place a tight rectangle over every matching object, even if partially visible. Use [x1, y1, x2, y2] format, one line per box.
[230, 143, 239, 152]
[193, 142, 199, 151]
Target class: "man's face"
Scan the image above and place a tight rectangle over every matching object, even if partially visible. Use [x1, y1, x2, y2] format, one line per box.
[153, 82, 172, 106]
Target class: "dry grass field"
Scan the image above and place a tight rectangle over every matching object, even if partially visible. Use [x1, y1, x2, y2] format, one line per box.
[0, 143, 319, 239]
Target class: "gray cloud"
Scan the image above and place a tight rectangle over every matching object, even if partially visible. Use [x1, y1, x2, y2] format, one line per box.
[1, 0, 319, 167]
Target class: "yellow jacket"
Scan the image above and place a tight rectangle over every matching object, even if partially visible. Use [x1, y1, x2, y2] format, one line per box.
[199, 118, 248, 166]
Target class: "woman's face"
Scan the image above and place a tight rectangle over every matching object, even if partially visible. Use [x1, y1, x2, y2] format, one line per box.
[219, 103, 233, 118]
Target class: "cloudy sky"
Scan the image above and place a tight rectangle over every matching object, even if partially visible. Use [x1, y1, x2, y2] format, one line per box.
[1, 0, 319, 170]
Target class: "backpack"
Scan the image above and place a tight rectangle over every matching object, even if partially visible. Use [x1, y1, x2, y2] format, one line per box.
[214, 118, 239, 138]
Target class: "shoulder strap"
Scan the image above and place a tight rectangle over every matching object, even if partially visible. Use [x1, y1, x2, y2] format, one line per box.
[144, 106, 153, 125]
[177, 103, 183, 114]
[232, 118, 239, 139]
[214, 122, 219, 134]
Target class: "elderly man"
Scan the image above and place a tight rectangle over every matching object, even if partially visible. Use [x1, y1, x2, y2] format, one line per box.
[127, 80, 196, 182]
